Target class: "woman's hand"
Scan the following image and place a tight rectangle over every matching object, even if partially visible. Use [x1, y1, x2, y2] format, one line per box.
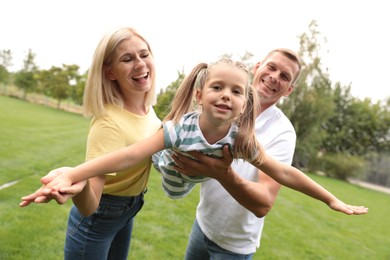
[19, 167, 86, 207]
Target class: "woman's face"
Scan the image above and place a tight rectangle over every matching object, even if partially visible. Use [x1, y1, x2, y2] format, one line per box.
[106, 36, 155, 96]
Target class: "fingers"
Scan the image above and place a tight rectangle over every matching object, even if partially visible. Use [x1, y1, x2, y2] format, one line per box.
[349, 205, 369, 215]
[20, 192, 52, 207]
[183, 150, 204, 162]
[20, 186, 51, 203]
[221, 145, 233, 163]
[41, 166, 73, 184]
[19, 200, 33, 207]
[50, 191, 70, 205]
[59, 181, 86, 196]
[335, 203, 369, 215]
[33, 195, 53, 204]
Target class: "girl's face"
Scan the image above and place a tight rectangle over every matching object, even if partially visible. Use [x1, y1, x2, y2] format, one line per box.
[196, 64, 248, 126]
[105, 36, 154, 97]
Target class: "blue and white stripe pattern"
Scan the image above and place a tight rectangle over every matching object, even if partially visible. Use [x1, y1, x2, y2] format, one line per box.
[152, 111, 237, 199]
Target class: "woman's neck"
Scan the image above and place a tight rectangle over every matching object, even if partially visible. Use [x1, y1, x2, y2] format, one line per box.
[123, 94, 148, 115]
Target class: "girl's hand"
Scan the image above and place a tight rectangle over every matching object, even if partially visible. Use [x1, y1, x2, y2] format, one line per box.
[329, 198, 368, 215]
[19, 167, 86, 207]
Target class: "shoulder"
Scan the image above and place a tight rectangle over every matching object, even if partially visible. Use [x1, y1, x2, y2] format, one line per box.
[259, 105, 295, 132]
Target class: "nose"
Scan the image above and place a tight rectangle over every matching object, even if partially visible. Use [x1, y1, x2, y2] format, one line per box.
[134, 57, 146, 70]
[269, 71, 278, 84]
[221, 89, 231, 100]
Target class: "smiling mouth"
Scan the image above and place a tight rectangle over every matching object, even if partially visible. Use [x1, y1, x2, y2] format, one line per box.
[215, 104, 231, 110]
[262, 79, 276, 92]
[132, 72, 149, 81]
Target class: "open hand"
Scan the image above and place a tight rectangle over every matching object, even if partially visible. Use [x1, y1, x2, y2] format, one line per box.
[19, 167, 86, 207]
[329, 198, 368, 215]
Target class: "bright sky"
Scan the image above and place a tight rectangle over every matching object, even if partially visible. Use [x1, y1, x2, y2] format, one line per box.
[1, 0, 389, 102]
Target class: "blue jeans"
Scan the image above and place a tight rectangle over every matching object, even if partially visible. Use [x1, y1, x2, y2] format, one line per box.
[185, 219, 254, 260]
[64, 192, 145, 260]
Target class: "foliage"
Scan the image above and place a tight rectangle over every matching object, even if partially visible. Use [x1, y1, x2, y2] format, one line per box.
[281, 20, 336, 168]
[13, 49, 38, 100]
[324, 87, 390, 156]
[36, 64, 83, 108]
[0, 49, 12, 88]
[154, 70, 185, 120]
[311, 153, 365, 180]
[72, 70, 88, 105]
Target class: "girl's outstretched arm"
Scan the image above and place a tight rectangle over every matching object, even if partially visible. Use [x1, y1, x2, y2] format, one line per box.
[25, 128, 165, 195]
[251, 155, 368, 215]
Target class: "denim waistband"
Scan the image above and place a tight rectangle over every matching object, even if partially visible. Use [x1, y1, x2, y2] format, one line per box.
[102, 188, 147, 202]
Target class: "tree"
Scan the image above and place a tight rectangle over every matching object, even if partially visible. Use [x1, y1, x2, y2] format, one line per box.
[13, 49, 38, 100]
[154, 69, 185, 120]
[72, 70, 87, 105]
[281, 20, 336, 168]
[37, 66, 70, 109]
[0, 49, 13, 94]
[63, 64, 83, 104]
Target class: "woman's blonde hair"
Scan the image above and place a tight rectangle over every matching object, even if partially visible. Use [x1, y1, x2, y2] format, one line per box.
[83, 27, 156, 118]
[165, 57, 264, 161]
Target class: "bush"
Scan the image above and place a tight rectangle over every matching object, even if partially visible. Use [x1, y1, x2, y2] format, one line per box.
[310, 153, 365, 180]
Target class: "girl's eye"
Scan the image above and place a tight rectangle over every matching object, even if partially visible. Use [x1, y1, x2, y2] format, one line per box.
[212, 85, 221, 90]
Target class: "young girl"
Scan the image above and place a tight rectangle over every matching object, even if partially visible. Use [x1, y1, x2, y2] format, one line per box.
[23, 57, 367, 215]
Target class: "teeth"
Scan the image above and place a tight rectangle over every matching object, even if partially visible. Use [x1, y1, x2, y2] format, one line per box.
[134, 73, 147, 79]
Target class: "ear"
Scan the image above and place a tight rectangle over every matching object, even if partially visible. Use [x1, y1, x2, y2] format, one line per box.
[252, 62, 261, 74]
[195, 89, 203, 105]
[104, 66, 116, 80]
[283, 84, 294, 97]
[240, 101, 246, 115]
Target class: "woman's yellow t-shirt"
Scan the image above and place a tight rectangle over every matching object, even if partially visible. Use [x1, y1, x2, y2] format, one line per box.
[86, 105, 161, 196]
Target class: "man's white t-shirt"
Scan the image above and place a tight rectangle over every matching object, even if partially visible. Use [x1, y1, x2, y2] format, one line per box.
[196, 104, 296, 254]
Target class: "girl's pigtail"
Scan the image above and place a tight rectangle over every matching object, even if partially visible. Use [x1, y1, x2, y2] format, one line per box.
[234, 85, 264, 163]
[164, 63, 208, 124]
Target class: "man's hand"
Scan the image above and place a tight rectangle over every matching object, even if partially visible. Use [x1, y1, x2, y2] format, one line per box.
[172, 145, 233, 180]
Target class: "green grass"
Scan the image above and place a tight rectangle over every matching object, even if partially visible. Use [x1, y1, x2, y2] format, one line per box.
[1, 95, 389, 259]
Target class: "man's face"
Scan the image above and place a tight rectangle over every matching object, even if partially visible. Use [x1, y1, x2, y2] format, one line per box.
[252, 52, 300, 108]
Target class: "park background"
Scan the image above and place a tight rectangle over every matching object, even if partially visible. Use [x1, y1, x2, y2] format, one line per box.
[1, 0, 390, 259]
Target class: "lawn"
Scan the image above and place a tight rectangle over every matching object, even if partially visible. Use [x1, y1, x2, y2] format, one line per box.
[1, 95, 389, 259]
